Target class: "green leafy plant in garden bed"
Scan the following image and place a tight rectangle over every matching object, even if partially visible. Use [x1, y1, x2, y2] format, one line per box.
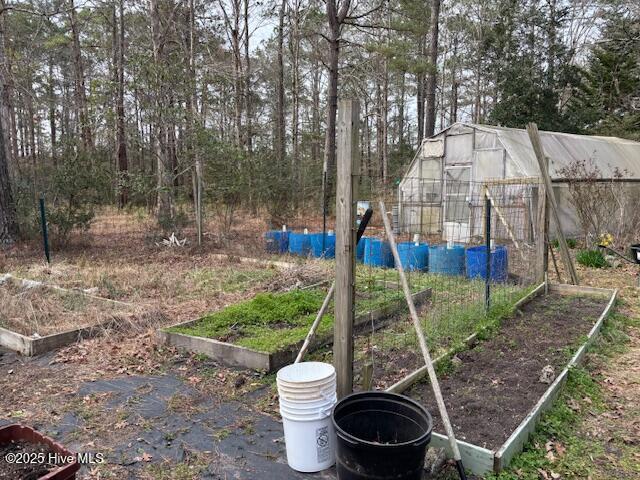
[168, 268, 427, 353]
[576, 249, 608, 268]
[169, 290, 326, 342]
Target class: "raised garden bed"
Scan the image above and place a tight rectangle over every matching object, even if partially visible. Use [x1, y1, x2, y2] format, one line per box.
[387, 283, 617, 476]
[0, 424, 80, 480]
[159, 285, 432, 371]
[0, 274, 140, 356]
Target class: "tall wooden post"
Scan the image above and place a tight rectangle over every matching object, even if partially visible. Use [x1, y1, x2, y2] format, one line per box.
[527, 123, 579, 285]
[334, 99, 359, 399]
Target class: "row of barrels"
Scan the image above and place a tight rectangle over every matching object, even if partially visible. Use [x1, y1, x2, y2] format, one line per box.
[265, 230, 509, 282]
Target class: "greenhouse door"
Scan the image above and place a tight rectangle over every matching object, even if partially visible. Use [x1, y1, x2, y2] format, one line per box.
[443, 166, 471, 243]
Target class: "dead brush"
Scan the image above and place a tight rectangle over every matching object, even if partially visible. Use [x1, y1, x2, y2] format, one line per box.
[0, 278, 150, 337]
[265, 261, 331, 292]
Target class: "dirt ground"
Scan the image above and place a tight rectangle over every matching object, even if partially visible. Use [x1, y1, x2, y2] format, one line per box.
[1, 212, 638, 479]
[409, 293, 608, 449]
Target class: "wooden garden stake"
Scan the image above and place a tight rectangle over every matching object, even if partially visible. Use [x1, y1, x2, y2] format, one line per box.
[379, 200, 467, 480]
[295, 283, 335, 364]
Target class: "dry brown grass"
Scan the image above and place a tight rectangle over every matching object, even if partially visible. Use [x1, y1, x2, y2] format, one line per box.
[0, 277, 147, 336]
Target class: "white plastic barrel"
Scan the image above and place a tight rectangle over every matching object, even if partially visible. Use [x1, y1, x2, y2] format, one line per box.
[277, 362, 337, 472]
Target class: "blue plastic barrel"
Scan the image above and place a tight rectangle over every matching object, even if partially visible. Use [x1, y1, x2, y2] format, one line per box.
[428, 244, 465, 275]
[356, 236, 369, 262]
[310, 233, 336, 258]
[364, 238, 394, 268]
[288, 232, 311, 256]
[397, 242, 429, 271]
[265, 230, 289, 254]
[466, 245, 508, 283]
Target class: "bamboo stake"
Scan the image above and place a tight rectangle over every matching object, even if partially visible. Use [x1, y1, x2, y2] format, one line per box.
[295, 282, 335, 363]
[379, 200, 467, 480]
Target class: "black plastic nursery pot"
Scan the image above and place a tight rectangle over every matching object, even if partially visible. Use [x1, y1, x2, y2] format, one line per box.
[0, 424, 80, 480]
[631, 244, 640, 264]
[332, 391, 433, 480]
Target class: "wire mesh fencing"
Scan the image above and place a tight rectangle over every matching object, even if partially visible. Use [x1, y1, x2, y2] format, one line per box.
[353, 176, 545, 390]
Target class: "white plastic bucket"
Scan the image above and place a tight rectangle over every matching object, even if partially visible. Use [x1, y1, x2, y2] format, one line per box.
[277, 362, 335, 385]
[279, 394, 337, 414]
[278, 382, 336, 401]
[277, 362, 337, 472]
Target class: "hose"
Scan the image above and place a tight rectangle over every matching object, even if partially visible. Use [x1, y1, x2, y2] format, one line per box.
[597, 245, 636, 265]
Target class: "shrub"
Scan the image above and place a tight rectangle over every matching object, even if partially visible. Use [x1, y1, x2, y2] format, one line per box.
[15, 149, 110, 243]
[576, 249, 608, 268]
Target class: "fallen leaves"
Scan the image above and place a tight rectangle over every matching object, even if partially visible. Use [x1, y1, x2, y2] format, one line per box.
[133, 451, 153, 463]
[544, 440, 566, 463]
[538, 468, 561, 479]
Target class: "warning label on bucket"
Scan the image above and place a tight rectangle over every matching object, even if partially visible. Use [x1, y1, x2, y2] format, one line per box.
[316, 426, 331, 463]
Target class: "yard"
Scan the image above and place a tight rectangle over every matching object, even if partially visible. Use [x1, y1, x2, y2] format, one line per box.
[0, 209, 638, 480]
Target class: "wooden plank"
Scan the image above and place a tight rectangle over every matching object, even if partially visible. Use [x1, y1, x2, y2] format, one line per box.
[550, 283, 613, 296]
[0, 327, 32, 356]
[535, 179, 547, 283]
[526, 123, 579, 285]
[334, 99, 360, 399]
[483, 176, 541, 185]
[429, 431, 495, 477]
[159, 330, 271, 370]
[485, 188, 522, 252]
[0, 318, 123, 357]
[495, 286, 617, 470]
[209, 254, 296, 269]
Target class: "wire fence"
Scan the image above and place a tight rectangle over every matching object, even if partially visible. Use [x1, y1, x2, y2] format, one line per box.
[353, 177, 545, 390]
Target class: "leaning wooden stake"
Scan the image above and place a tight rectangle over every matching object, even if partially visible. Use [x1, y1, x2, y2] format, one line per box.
[379, 200, 467, 480]
[526, 123, 579, 285]
[295, 282, 335, 364]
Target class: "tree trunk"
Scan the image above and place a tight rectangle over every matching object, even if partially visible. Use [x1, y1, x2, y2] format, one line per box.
[116, 0, 128, 207]
[382, 58, 388, 185]
[150, 0, 174, 225]
[424, 0, 441, 138]
[243, 0, 252, 153]
[416, 37, 425, 145]
[322, 0, 350, 215]
[275, 0, 286, 165]
[398, 72, 405, 147]
[47, 60, 57, 165]
[0, 111, 17, 244]
[450, 36, 458, 123]
[0, 2, 15, 175]
[311, 54, 321, 167]
[290, 0, 301, 200]
[0, 7, 17, 244]
[68, 0, 93, 149]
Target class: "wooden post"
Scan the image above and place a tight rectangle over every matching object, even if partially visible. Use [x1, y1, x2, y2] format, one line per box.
[192, 164, 203, 246]
[334, 99, 359, 399]
[535, 175, 548, 283]
[195, 157, 203, 246]
[526, 123, 579, 285]
[484, 190, 491, 311]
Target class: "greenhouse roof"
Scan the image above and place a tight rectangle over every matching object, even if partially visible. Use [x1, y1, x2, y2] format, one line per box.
[435, 123, 640, 180]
